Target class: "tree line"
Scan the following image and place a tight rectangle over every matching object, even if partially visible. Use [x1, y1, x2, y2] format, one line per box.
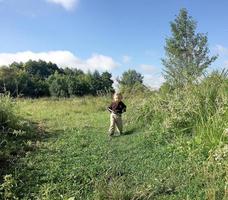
[0, 60, 115, 97]
[0, 60, 145, 97]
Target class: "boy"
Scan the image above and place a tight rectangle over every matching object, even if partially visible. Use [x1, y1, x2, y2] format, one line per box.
[108, 92, 126, 136]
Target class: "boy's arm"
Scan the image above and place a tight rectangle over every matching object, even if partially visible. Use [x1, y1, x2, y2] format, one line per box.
[123, 106, 126, 112]
[122, 102, 127, 112]
[107, 103, 113, 113]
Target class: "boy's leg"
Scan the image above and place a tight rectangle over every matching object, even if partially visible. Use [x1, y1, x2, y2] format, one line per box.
[109, 113, 116, 136]
[116, 115, 123, 134]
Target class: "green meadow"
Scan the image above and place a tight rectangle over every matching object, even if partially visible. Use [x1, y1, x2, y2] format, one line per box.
[1, 75, 228, 200]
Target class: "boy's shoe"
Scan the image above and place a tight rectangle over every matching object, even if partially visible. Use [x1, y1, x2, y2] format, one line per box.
[117, 132, 122, 136]
[109, 132, 114, 136]
[108, 135, 113, 141]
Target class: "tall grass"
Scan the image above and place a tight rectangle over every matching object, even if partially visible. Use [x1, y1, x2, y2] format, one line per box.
[131, 70, 228, 199]
[0, 94, 36, 194]
[0, 94, 17, 132]
[135, 71, 228, 147]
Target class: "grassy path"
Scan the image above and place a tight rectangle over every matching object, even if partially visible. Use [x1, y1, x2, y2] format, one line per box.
[5, 98, 212, 199]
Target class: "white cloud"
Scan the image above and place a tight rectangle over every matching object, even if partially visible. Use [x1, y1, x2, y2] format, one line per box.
[215, 45, 228, 56]
[111, 76, 119, 90]
[87, 54, 118, 71]
[122, 55, 131, 64]
[0, 51, 118, 72]
[46, 0, 79, 11]
[139, 64, 164, 89]
[143, 74, 165, 90]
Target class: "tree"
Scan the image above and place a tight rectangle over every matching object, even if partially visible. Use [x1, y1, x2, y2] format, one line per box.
[84, 70, 103, 95]
[0, 60, 115, 97]
[67, 75, 89, 96]
[0, 67, 17, 95]
[63, 68, 84, 76]
[162, 8, 217, 87]
[100, 71, 114, 93]
[24, 60, 60, 79]
[92, 70, 102, 94]
[48, 73, 69, 97]
[118, 69, 143, 87]
[9, 62, 23, 70]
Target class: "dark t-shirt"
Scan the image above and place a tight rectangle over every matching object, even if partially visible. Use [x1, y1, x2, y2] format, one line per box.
[108, 101, 127, 114]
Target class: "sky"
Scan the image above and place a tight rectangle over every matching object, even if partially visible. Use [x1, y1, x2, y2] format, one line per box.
[0, 0, 228, 89]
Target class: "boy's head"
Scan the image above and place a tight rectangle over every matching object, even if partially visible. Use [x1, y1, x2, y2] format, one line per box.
[113, 92, 123, 102]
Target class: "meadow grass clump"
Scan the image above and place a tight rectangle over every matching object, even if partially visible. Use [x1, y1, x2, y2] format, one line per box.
[0, 94, 17, 132]
[0, 94, 23, 198]
[0, 95, 43, 200]
[192, 72, 228, 147]
[131, 71, 228, 199]
[136, 71, 228, 143]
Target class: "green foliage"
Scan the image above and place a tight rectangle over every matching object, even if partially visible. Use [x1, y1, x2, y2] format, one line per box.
[0, 84, 227, 199]
[0, 63, 50, 97]
[63, 67, 84, 76]
[23, 60, 61, 79]
[67, 75, 89, 96]
[118, 69, 143, 87]
[117, 69, 147, 96]
[0, 60, 114, 97]
[131, 71, 227, 198]
[0, 174, 18, 200]
[162, 8, 217, 87]
[137, 70, 228, 145]
[48, 73, 69, 97]
[0, 94, 17, 131]
[0, 67, 18, 96]
[100, 71, 114, 93]
[120, 82, 151, 98]
[0, 94, 41, 193]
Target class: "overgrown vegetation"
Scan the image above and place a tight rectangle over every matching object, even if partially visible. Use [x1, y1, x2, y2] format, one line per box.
[0, 94, 23, 174]
[0, 94, 44, 198]
[0, 79, 227, 199]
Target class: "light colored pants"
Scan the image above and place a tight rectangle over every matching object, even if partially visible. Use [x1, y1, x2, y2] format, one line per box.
[109, 113, 123, 135]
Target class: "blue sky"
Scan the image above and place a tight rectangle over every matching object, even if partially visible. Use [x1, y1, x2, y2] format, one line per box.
[0, 0, 228, 88]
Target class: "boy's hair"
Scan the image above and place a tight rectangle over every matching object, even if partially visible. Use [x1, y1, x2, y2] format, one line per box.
[113, 92, 123, 100]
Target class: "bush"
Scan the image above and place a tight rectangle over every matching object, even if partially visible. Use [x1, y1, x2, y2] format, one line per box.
[0, 94, 17, 132]
[136, 70, 228, 145]
[0, 94, 36, 190]
[132, 70, 228, 199]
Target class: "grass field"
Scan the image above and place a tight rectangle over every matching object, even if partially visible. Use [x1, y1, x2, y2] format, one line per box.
[0, 96, 227, 199]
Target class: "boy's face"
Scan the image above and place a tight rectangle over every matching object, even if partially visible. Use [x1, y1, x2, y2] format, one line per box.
[114, 95, 121, 102]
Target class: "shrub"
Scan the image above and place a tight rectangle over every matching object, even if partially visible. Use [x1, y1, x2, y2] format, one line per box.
[136, 70, 228, 144]
[0, 94, 17, 132]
